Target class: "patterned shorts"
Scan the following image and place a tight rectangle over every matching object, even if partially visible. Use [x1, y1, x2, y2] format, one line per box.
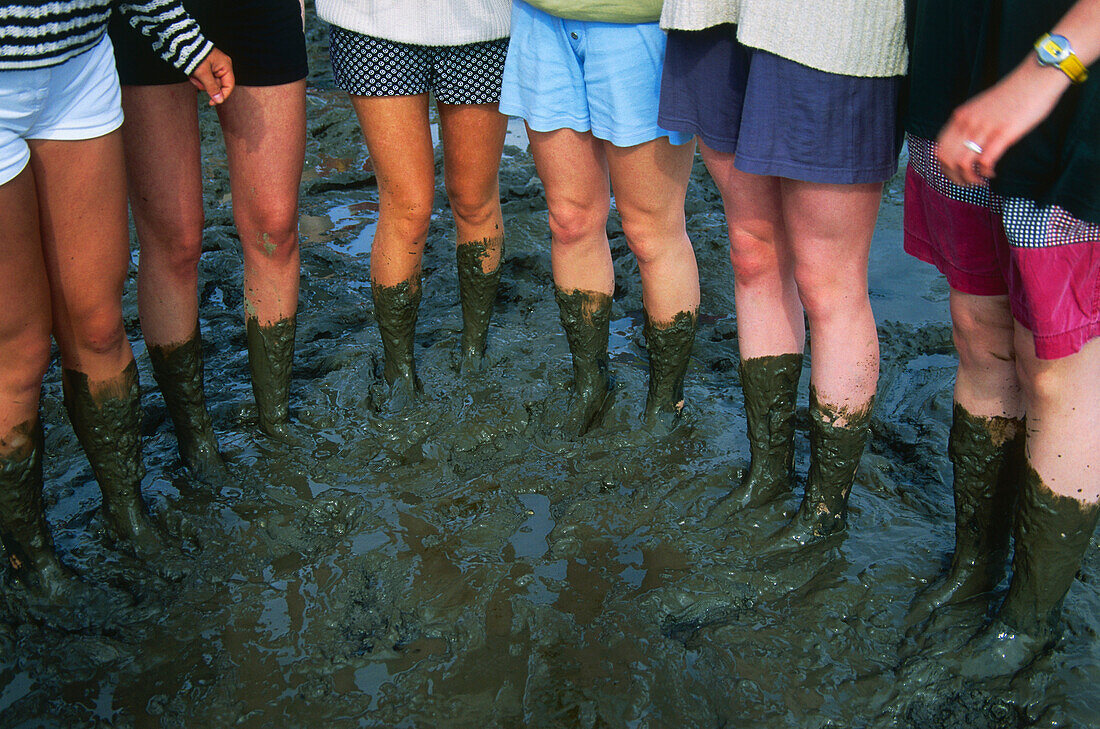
[329, 27, 508, 105]
[904, 134, 1100, 360]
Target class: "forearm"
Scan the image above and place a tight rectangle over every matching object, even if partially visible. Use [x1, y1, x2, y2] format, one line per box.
[1050, 0, 1100, 66]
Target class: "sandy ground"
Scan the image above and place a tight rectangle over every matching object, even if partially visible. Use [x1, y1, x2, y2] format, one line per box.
[2, 9, 1098, 729]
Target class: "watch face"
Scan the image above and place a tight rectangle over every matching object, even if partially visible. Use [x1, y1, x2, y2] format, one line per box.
[1037, 34, 1071, 64]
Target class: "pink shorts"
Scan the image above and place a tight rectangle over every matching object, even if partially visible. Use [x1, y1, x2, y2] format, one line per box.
[904, 135, 1100, 360]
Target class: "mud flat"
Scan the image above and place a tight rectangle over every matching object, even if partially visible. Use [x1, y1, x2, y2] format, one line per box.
[2, 9, 1098, 729]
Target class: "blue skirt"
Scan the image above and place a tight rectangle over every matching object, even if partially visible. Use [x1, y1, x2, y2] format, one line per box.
[658, 25, 902, 185]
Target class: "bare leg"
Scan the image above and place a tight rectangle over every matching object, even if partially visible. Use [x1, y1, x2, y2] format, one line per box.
[784, 179, 882, 416]
[908, 291, 1024, 619]
[120, 83, 205, 347]
[528, 127, 614, 434]
[1016, 329, 1100, 502]
[438, 101, 507, 370]
[0, 167, 51, 448]
[701, 144, 804, 515]
[701, 142, 804, 358]
[218, 81, 305, 327]
[349, 93, 435, 396]
[219, 82, 306, 436]
[953, 329, 1100, 678]
[606, 137, 699, 423]
[774, 179, 883, 544]
[31, 133, 162, 558]
[120, 83, 229, 475]
[0, 166, 75, 597]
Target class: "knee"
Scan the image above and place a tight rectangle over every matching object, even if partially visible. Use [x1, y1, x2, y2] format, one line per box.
[139, 215, 205, 278]
[446, 183, 499, 231]
[380, 192, 433, 244]
[621, 213, 686, 266]
[548, 201, 606, 249]
[951, 300, 1015, 372]
[793, 264, 862, 324]
[727, 226, 779, 284]
[239, 204, 301, 266]
[69, 307, 127, 359]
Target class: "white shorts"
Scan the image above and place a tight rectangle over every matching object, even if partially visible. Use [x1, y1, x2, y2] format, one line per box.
[0, 33, 124, 186]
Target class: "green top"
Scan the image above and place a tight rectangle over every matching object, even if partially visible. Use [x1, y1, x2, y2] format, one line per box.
[906, 0, 1099, 224]
[523, 0, 662, 24]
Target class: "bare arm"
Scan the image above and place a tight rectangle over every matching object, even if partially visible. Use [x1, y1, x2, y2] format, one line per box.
[937, 0, 1100, 185]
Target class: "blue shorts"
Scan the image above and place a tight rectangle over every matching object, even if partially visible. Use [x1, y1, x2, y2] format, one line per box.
[499, 0, 690, 148]
[659, 25, 902, 184]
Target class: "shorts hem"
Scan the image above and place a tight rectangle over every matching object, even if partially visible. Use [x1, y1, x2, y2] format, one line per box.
[26, 114, 124, 143]
[512, 114, 686, 148]
[735, 152, 897, 185]
[657, 115, 737, 153]
[903, 235, 1008, 297]
[0, 152, 31, 187]
[1018, 318, 1100, 361]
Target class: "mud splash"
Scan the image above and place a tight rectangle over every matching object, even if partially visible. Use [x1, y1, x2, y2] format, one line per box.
[2, 7, 1098, 728]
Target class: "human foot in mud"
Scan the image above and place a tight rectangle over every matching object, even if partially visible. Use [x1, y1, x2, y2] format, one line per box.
[555, 287, 614, 436]
[641, 309, 697, 433]
[246, 315, 297, 442]
[769, 389, 872, 548]
[0, 418, 146, 626]
[906, 405, 1023, 627]
[456, 237, 503, 376]
[706, 353, 802, 525]
[62, 365, 187, 575]
[945, 464, 1098, 680]
[371, 278, 423, 410]
[148, 326, 233, 486]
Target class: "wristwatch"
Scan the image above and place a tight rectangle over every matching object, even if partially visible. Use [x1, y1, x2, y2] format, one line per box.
[1034, 33, 1089, 84]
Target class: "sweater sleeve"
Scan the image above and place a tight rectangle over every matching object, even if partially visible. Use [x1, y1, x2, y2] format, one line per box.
[117, 0, 213, 75]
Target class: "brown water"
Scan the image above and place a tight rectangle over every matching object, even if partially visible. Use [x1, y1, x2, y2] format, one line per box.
[3, 12, 1099, 729]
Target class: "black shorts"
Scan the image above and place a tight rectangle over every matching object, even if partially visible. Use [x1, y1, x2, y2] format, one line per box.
[329, 26, 507, 105]
[109, 0, 308, 87]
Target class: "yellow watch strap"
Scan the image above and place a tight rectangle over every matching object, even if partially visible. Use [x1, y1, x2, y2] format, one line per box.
[1036, 33, 1090, 84]
[1060, 53, 1089, 84]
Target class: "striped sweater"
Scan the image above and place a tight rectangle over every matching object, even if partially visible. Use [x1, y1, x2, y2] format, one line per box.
[0, 0, 212, 73]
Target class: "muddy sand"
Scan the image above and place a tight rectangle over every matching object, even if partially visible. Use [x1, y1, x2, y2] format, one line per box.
[2, 12, 1099, 729]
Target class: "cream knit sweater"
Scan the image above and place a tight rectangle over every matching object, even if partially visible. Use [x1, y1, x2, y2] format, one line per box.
[660, 0, 739, 31]
[661, 0, 907, 78]
[317, 0, 511, 46]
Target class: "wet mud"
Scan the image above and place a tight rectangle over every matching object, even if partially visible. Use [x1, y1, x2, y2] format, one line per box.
[3, 8, 1100, 728]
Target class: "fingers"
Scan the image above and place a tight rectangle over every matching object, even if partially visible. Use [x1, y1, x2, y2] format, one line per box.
[935, 109, 996, 187]
[188, 48, 235, 106]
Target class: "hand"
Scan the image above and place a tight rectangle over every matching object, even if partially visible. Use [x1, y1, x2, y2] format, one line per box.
[936, 59, 1071, 186]
[188, 47, 235, 105]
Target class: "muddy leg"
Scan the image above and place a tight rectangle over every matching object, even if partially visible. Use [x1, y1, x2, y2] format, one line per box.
[642, 309, 697, 428]
[773, 387, 873, 545]
[372, 278, 422, 401]
[148, 323, 231, 483]
[708, 354, 803, 524]
[456, 236, 503, 374]
[0, 418, 79, 599]
[62, 362, 162, 560]
[956, 463, 1099, 677]
[908, 405, 1023, 621]
[555, 287, 613, 436]
[246, 316, 296, 440]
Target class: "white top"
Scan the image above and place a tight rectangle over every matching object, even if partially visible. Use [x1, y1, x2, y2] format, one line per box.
[316, 0, 511, 46]
[661, 0, 907, 78]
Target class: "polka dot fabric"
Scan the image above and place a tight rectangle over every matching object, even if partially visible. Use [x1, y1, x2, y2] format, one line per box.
[329, 25, 507, 105]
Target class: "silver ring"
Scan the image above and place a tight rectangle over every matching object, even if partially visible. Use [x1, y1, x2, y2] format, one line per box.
[964, 139, 984, 155]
